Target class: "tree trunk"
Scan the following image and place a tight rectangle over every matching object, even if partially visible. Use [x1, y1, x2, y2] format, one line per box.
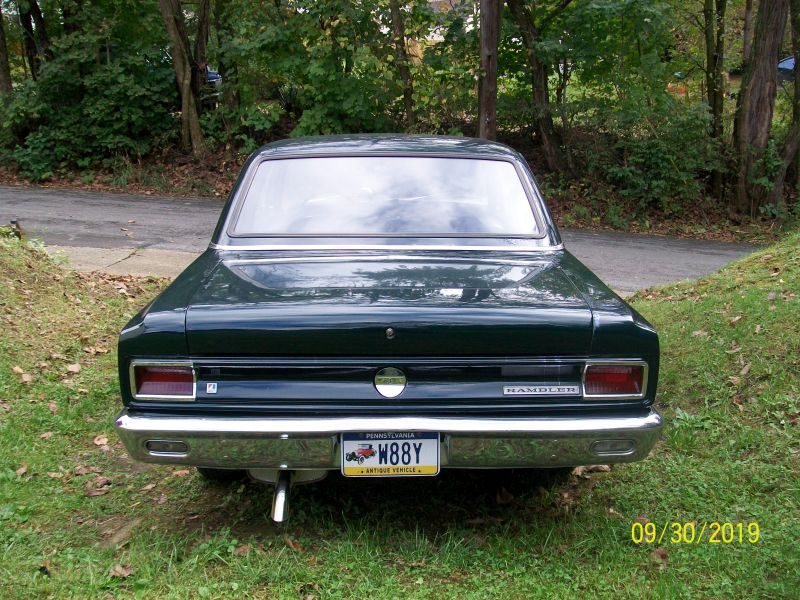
[478, 0, 499, 139]
[742, 0, 754, 66]
[555, 57, 576, 173]
[389, 0, 415, 129]
[732, 0, 788, 217]
[507, 0, 566, 171]
[767, 0, 800, 210]
[159, 0, 205, 158]
[27, 0, 52, 61]
[18, 5, 40, 79]
[704, 0, 727, 200]
[0, 5, 13, 96]
[192, 0, 210, 110]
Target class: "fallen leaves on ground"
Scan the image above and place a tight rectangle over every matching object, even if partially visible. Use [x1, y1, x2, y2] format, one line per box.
[587, 464, 612, 472]
[285, 538, 302, 551]
[572, 464, 611, 478]
[16, 465, 28, 476]
[495, 486, 515, 505]
[83, 346, 109, 355]
[74, 465, 100, 476]
[172, 469, 191, 477]
[234, 544, 251, 557]
[66, 363, 81, 374]
[648, 547, 668, 570]
[108, 564, 133, 578]
[740, 363, 752, 376]
[85, 475, 112, 497]
[40, 432, 53, 440]
[93, 435, 108, 446]
[12, 366, 33, 383]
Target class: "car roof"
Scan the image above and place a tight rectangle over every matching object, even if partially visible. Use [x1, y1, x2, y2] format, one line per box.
[255, 134, 522, 161]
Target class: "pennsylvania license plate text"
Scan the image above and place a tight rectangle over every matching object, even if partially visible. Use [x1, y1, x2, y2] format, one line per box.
[341, 432, 439, 477]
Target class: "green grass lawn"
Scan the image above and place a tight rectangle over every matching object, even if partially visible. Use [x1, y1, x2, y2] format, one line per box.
[0, 230, 798, 599]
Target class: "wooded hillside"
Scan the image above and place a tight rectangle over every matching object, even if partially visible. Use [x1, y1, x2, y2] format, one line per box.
[0, 1, 798, 228]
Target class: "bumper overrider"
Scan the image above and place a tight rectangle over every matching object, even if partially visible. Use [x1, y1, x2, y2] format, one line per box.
[115, 409, 663, 469]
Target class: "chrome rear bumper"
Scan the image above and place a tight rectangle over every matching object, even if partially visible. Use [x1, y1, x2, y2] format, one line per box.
[115, 409, 663, 469]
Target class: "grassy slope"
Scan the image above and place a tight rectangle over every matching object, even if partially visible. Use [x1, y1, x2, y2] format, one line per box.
[0, 232, 798, 599]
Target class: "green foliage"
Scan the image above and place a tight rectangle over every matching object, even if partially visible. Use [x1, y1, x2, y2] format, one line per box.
[413, 3, 479, 133]
[601, 102, 717, 214]
[0, 0, 792, 220]
[201, 102, 284, 154]
[0, 1, 177, 180]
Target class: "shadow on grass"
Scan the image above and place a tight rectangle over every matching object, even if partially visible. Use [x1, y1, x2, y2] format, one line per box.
[186, 468, 581, 540]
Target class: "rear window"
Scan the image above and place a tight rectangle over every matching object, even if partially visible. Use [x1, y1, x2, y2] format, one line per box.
[231, 156, 540, 237]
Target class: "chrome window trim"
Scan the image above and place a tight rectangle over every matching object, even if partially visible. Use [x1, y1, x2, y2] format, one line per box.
[129, 359, 196, 402]
[224, 152, 550, 241]
[221, 254, 553, 266]
[582, 360, 649, 400]
[210, 242, 565, 252]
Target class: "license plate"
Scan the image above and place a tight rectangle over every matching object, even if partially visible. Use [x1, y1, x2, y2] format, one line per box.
[341, 432, 440, 477]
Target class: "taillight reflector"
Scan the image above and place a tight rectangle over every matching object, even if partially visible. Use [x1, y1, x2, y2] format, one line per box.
[133, 365, 194, 398]
[584, 364, 644, 396]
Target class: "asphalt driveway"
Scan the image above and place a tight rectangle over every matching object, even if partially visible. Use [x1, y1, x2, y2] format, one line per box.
[0, 185, 759, 293]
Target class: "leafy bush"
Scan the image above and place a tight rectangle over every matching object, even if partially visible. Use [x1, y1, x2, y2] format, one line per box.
[0, 3, 177, 180]
[201, 102, 285, 154]
[601, 103, 717, 215]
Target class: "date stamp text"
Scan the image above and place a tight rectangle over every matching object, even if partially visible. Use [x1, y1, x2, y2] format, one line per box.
[631, 521, 760, 544]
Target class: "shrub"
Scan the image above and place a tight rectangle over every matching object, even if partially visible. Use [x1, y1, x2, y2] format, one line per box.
[0, 4, 177, 180]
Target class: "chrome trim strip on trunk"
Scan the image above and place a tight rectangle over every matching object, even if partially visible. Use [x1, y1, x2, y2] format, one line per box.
[210, 242, 565, 252]
[222, 255, 552, 266]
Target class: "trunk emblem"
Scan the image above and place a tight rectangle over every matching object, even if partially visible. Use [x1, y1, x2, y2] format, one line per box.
[374, 367, 406, 398]
[503, 385, 581, 396]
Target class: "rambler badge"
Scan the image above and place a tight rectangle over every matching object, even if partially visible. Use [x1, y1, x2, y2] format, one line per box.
[503, 385, 581, 396]
[374, 367, 407, 398]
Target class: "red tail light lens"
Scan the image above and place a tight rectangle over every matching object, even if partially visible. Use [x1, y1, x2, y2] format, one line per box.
[584, 364, 645, 397]
[133, 365, 194, 398]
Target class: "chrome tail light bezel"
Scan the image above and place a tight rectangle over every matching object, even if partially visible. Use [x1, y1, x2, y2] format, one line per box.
[129, 360, 196, 401]
[582, 360, 649, 400]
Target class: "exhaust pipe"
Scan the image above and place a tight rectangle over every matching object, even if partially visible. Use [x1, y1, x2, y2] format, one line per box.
[271, 470, 291, 523]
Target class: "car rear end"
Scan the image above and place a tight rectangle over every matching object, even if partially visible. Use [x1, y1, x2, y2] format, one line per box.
[114, 135, 662, 521]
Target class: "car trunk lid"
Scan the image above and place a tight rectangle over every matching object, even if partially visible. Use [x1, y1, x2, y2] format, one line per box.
[185, 253, 592, 357]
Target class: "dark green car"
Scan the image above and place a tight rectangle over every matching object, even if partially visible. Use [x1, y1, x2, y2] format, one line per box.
[115, 135, 662, 521]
